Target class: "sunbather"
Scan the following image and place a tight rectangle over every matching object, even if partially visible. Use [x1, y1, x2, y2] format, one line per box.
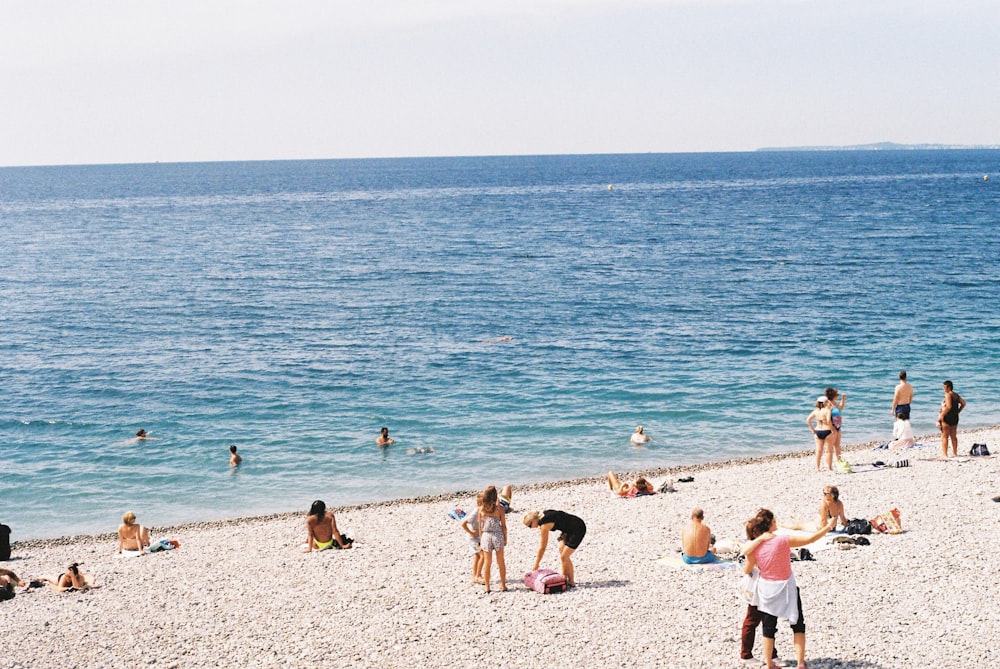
[607, 471, 655, 497]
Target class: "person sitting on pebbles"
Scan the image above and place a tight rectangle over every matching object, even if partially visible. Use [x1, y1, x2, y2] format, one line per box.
[303, 500, 352, 552]
[782, 486, 848, 533]
[117, 512, 151, 556]
[681, 508, 717, 564]
[607, 471, 656, 497]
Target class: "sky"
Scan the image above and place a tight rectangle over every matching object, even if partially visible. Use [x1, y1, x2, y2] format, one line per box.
[1, 0, 998, 166]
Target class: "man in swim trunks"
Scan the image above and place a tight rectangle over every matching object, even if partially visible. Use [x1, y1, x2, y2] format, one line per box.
[891, 370, 913, 420]
[681, 508, 717, 564]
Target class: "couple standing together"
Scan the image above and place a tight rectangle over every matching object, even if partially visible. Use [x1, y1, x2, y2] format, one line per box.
[892, 371, 968, 457]
[805, 388, 845, 471]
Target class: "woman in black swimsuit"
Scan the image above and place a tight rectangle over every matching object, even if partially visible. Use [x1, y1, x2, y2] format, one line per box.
[806, 397, 835, 471]
[523, 510, 586, 587]
[937, 380, 966, 458]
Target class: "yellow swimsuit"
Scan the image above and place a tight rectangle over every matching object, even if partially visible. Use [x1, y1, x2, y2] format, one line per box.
[313, 538, 335, 550]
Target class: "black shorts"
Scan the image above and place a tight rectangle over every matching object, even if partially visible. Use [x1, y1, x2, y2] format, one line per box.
[559, 523, 587, 550]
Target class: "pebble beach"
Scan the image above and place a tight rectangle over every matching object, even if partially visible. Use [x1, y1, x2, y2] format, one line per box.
[3, 427, 998, 669]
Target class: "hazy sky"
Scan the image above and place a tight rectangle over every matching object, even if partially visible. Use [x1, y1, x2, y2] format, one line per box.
[2, 0, 997, 166]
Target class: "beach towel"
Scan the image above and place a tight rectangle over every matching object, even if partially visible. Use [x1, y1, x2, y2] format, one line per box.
[116, 550, 144, 559]
[849, 463, 890, 474]
[447, 508, 466, 520]
[655, 553, 740, 572]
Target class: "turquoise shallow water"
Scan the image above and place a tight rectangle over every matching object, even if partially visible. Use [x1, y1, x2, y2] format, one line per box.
[1, 151, 998, 539]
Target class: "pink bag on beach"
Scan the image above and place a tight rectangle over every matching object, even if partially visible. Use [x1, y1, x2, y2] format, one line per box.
[524, 569, 567, 594]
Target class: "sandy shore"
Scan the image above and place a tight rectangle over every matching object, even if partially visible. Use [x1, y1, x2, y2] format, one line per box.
[3, 427, 999, 668]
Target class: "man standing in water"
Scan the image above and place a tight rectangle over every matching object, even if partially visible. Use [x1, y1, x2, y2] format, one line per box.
[891, 370, 913, 420]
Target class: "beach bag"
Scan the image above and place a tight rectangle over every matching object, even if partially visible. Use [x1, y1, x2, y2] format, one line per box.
[738, 567, 759, 604]
[524, 569, 567, 594]
[844, 518, 872, 535]
[790, 547, 814, 561]
[970, 443, 990, 456]
[835, 458, 852, 474]
[0, 523, 10, 561]
[870, 508, 902, 535]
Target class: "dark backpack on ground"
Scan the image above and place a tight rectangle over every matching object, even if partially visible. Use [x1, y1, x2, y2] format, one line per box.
[970, 443, 990, 456]
[844, 518, 872, 535]
[0, 524, 10, 561]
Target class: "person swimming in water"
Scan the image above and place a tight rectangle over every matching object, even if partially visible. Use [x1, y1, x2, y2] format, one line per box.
[630, 426, 652, 445]
[376, 427, 394, 448]
[229, 445, 242, 467]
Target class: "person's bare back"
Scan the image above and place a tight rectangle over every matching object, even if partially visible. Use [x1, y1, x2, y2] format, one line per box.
[681, 509, 714, 558]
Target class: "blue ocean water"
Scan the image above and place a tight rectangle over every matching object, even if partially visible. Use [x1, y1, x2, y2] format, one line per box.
[1, 151, 998, 540]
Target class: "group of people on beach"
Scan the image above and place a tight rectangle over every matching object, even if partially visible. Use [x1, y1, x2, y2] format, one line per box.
[807, 371, 968, 469]
[455, 485, 587, 593]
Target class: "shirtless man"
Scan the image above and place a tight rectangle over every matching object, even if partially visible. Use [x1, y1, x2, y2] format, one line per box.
[681, 508, 716, 564]
[376, 427, 394, 448]
[891, 370, 914, 419]
[229, 445, 242, 467]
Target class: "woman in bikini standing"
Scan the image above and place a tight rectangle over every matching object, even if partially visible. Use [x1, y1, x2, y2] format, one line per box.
[825, 387, 846, 463]
[806, 397, 835, 471]
[937, 380, 966, 458]
[117, 512, 151, 555]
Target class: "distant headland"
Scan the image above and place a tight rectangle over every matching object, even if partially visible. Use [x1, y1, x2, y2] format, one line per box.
[757, 141, 1000, 152]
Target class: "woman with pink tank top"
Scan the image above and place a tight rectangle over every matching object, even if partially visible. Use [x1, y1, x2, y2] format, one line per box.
[740, 509, 835, 669]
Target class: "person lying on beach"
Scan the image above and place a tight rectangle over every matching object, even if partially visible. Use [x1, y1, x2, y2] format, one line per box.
[499, 484, 513, 513]
[524, 510, 586, 587]
[1, 568, 27, 600]
[44, 563, 101, 592]
[229, 445, 242, 467]
[303, 500, 352, 552]
[681, 508, 717, 564]
[117, 512, 151, 556]
[888, 416, 915, 449]
[781, 486, 848, 533]
[607, 471, 655, 497]
[630, 426, 652, 445]
[376, 427, 394, 448]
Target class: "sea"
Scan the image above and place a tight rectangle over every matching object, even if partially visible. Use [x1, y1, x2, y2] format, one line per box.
[1, 150, 998, 540]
